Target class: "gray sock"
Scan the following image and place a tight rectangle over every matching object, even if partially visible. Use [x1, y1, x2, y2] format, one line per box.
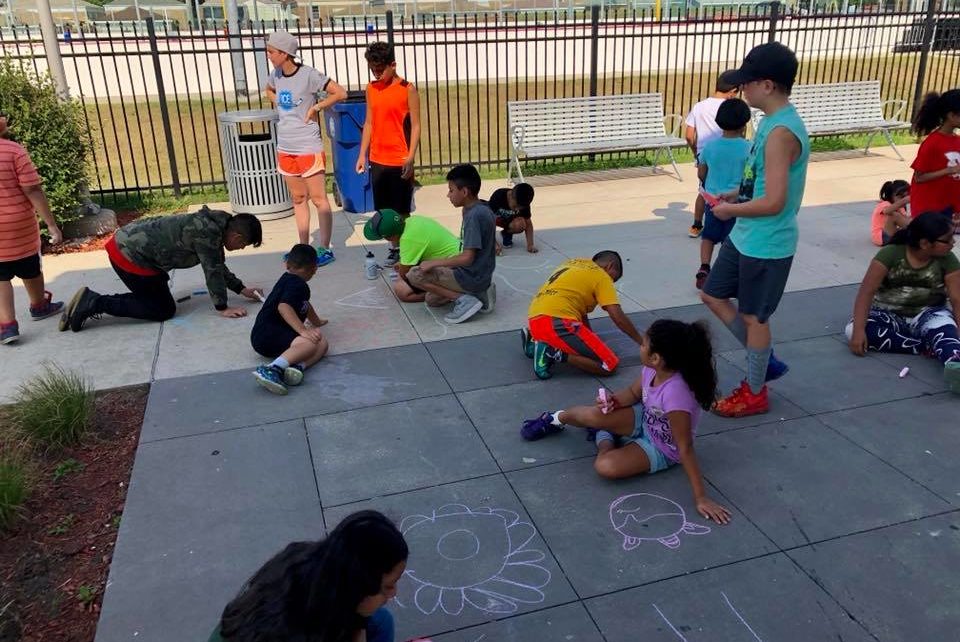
[746, 347, 771, 394]
[726, 316, 748, 347]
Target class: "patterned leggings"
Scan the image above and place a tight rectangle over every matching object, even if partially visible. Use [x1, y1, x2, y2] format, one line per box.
[845, 306, 960, 365]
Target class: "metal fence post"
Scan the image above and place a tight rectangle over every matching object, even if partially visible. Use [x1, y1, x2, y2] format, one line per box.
[589, 5, 600, 97]
[768, 0, 781, 42]
[146, 18, 181, 196]
[386, 10, 395, 46]
[912, 0, 938, 118]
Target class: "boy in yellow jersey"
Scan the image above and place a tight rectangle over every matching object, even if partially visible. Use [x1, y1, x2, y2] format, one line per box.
[357, 41, 421, 268]
[525, 251, 645, 379]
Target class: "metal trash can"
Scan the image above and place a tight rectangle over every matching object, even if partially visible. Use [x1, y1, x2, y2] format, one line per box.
[325, 92, 374, 214]
[218, 109, 293, 220]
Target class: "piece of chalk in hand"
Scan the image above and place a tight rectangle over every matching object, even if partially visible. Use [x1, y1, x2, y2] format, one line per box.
[175, 295, 191, 303]
[599, 387, 610, 414]
[254, 291, 265, 302]
[899, 366, 910, 378]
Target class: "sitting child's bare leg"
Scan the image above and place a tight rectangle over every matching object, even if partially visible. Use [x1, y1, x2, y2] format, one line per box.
[557, 404, 634, 436]
[595, 442, 651, 479]
[283, 335, 327, 369]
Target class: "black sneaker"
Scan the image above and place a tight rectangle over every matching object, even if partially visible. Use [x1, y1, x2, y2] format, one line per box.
[67, 287, 102, 333]
[501, 231, 514, 247]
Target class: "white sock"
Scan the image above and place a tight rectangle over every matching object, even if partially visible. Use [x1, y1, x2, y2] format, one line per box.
[271, 357, 290, 370]
[550, 411, 564, 426]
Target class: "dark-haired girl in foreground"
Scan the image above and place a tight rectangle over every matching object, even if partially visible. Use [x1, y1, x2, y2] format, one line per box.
[210, 510, 408, 642]
[521, 319, 732, 524]
[847, 211, 960, 381]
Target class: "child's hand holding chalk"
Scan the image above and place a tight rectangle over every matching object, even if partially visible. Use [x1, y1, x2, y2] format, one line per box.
[254, 290, 265, 303]
[597, 388, 615, 414]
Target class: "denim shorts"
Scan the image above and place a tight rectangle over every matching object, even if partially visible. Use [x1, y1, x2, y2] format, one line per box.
[701, 203, 735, 244]
[623, 404, 674, 474]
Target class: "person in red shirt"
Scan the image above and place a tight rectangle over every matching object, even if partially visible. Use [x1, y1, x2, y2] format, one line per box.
[0, 112, 64, 345]
[356, 42, 421, 268]
[910, 89, 960, 230]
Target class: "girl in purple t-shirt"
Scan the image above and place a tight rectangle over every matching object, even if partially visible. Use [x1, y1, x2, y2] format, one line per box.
[521, 319, 731, 524]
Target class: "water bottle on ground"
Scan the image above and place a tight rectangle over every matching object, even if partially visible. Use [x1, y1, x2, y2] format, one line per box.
[365, 251, 379, 280]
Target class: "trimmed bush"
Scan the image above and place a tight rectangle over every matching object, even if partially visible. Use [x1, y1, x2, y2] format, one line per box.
[0, 58, 92, 228]
[9, 364, 94, 450]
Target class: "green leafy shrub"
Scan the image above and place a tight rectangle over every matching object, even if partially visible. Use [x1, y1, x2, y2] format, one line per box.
[9, 364, 94, 450]
[0, 58, 91, 227]
[0, 448, 32, 531]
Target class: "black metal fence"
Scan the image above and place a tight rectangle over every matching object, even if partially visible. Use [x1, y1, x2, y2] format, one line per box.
[1, 2, 958, 201]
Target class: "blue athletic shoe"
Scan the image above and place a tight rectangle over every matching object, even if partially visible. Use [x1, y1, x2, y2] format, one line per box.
[316, 248, 335, 267]
[765, 352, 789, 382]
[1, 321, 19, 345]
[521, 411, 564, 441]
[520, 327, 534, 359]
[254, 365, 288, 395]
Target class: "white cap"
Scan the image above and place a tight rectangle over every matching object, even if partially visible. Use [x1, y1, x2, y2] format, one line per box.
[267, 31, 298, 57]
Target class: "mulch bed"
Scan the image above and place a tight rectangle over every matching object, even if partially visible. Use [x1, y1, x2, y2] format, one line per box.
[42, 210, 142, 256]
[0, 384, 149, 642]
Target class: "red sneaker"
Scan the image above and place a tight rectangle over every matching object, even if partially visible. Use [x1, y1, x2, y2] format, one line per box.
[713, 380, 769, 418]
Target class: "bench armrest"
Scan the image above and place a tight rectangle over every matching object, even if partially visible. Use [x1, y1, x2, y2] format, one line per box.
[663, 113, 683, 138]
[881, 99, 907, 122]
[509, 123, 526, 151]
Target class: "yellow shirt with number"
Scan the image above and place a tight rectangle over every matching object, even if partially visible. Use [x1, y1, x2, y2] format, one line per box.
[527, 258, 620, 321]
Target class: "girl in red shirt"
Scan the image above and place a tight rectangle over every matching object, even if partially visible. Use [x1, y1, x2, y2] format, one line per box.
[910, 89, 960, 230]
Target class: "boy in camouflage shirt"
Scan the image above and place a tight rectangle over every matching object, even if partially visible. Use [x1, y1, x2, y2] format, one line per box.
[61, 206, 264, 332]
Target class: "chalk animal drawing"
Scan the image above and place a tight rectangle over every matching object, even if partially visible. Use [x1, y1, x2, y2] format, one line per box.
[609, 493, 711, 550]
[395, 504, 552, 616]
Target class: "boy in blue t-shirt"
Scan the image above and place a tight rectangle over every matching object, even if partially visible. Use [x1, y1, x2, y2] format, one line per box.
[700, 42, 810, 418]
[695, 98, 753, 290]
[251, 244, 329, 395]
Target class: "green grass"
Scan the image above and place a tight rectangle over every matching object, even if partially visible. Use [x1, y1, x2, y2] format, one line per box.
[0, 448, 32, 532]
[52, 458, 86, 482]
[9, 365, 94, 451]
[83, 49, 942, 202]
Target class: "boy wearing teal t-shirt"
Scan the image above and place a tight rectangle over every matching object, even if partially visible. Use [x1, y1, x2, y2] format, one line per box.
[700, 42, 810, 418]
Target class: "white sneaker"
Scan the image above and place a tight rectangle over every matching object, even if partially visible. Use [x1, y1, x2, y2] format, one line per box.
[444, 294, 483, 324]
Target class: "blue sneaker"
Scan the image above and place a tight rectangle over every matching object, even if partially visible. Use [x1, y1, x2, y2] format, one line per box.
[533, 341, 564, 380]
[521, 412, 564, 441]
[520, 327, 534, 359]
[30, 291, 64, 321]
[316, 248, 335, 267]
[254, 365, 288, 395]
[283, 364, 304, 387]
[765, 352, 789, 382]
[1, 321, 19, 345]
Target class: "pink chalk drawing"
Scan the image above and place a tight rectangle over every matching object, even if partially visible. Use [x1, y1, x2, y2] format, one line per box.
[395, 504, 552, 616]
[609, 493, 711, 550]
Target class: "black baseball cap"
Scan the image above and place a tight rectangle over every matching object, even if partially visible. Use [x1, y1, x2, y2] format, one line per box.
[726, 42, 798, 91]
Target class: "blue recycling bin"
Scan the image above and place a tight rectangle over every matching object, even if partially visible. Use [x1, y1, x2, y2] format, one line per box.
[325, 92, 373, 214]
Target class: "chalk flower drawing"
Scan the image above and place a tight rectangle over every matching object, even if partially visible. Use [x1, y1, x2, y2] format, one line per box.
[609, 493, 711, 550]
[396, 504, 551, 616]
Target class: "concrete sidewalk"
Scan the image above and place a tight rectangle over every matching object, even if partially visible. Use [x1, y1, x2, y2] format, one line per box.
[1, 145, 916, 401]
[93, 284, 960, 642]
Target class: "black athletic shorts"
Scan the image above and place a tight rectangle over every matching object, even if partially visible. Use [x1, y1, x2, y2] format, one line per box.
[370, 162, 414, 215]
[0, 253, 41, 282]
[251, 326, 299, 359]
[702, 241, 793, 324]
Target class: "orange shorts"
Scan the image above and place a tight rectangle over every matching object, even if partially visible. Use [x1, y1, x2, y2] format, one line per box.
[277, 151, 326, 178]
[529, 315, 620, 372]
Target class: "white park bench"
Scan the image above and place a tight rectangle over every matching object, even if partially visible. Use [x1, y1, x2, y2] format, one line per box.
[507, 93, 686, 183]
[753, 80, 910, 160]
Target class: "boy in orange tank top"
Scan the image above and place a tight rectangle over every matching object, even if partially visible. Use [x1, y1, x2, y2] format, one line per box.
[357, 42, 421, 267]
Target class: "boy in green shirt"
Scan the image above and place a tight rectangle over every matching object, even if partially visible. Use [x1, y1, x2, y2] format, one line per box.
[363, 208, 461, 304]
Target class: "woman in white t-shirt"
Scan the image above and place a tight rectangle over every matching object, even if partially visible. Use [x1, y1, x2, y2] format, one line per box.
[264, 31, 347, 265]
